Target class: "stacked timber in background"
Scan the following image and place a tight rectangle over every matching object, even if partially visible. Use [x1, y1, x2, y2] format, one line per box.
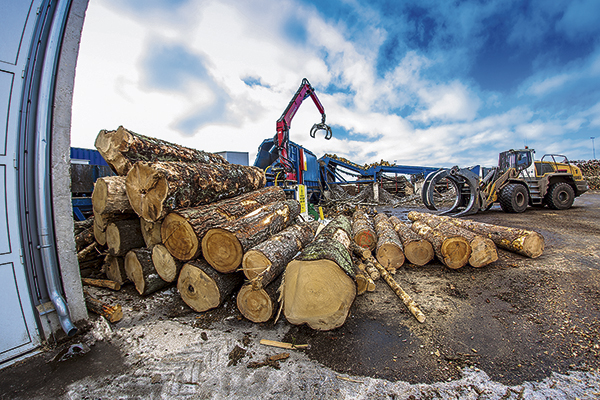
[574, 160, 600, 190]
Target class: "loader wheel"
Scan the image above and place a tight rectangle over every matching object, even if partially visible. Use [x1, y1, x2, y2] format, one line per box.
[499, 183, 529, 213]
[546, 182, 574, 210]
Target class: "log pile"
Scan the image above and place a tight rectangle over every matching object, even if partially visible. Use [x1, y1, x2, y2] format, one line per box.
[73, 126, 546, 332]
[574, 160, 600, 190]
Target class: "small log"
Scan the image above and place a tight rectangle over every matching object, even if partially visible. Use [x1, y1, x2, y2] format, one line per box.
[140, 219, 162, 248]
[161, 186, 286, 261]
[94, 125, 227, 176]
[125, 161, 266, 222]
[74, 216, 94, 236]
[177, 260, 243, 312]
[92, 176, 133, 215]
[124, 248, 169, 296]
[236, 275, 282, 323]
[283, 215, 356, 331]
[75, 226, 95, 252]
[389, 216, 434, 266]
[105, 255, 127, 285]
[81, 277, 121, 291]
[242, 221, 319, 284]
[407, 211, 544, 258]
[373, 213, 405, 271]
[352, 259, 369, 296]
[407, 212, 497, 268]
[78, 242, 99, 263]
[411, 221, 471, 269]
[84, 290, 123, 323]
[152, 244, 183, 283]
[106, 219, 145, 256]
[356, 262, 376, 292]
[352, 244, 425, 323]
[202, 200, 301, 273]
[352, 208, 377, 250]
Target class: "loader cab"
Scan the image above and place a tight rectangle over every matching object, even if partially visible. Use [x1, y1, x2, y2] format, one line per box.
[498, 149, 533, 173]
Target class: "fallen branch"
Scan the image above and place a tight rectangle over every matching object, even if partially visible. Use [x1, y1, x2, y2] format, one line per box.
[259, 339, 309, 350]
[81, 277, 121, 291]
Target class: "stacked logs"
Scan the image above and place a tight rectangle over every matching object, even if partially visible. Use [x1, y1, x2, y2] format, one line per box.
[574, 160, 600, 190]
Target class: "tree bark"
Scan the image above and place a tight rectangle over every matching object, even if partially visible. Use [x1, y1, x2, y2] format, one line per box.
[407, 212, 497, 268]
[106, 219, 145, 256]
[177, 260, 243, 312]
[352, 208, 377, 250]
[373, 213, 405, 271]
[242, 221, 319, 285]
[124, 248, 169, 296]
[125, 161, 266, 222]
[352, 244, 425, 323]
[105, 255, 127, 285]
[202, 200, 301, 273]
[94, 125, 227, 176]
[140, 218, 162, 247]
[152, 244, 183, 283]
[389, 216, 434, 266]
[282, 215, 356, 331]
[410, 220, 471, 269]
[75, 226, 95, 252]
[94, 211, 137, 231]
[92, 176, 133, 215]
[84, 290, 123, 323]
[161, 186, 285, 261]
[236, 275, 282, 323]
[408, 211, 544, 258]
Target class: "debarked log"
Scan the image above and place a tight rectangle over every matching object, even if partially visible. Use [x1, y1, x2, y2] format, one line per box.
[202, 200, 301, 273]
[389, 216, 434, 266]
[124, 248, 169, 296]
[94, 125, 227, 176]
[177, 260, 243, 312]
[282, 215, 357, 331]
[125, 161, 266, 222]
[161, 186, 286, 261]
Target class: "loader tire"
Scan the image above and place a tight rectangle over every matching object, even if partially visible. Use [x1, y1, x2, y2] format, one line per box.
[499, 183, 529, 213]
[546, 182, 574, 210]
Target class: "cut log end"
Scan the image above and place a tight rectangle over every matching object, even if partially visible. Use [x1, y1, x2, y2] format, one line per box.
[202, 228, 243, 273]
[522, 233, 545, 258]
[177, 263, 221, 312]
[236, 284, 274, 323]
[354, 232, 376, 250]
[242, 250, 272, 280]
[376, 244, 405, 271]
[469, 237, 498, 268]
[404, 241, 434, 266]
[124, 251, 146, 295]
[125, 162, 168, 222]
[440, 237, 471, 269]
[152, 244, 181, 282]
[161, 213, 199, 261]
[283, 259, 356, 331]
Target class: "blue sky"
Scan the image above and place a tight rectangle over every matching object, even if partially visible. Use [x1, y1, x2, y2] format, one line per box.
[71, 0, 600, 168]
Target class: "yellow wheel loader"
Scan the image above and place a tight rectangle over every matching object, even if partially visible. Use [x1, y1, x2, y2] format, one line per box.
[422, 148, 589, 216]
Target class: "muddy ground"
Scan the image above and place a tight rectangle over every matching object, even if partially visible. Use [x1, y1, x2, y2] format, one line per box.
[1, 192, 600, 399]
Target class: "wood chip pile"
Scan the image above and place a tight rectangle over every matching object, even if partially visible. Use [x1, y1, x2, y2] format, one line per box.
[75, 126, 546, 331]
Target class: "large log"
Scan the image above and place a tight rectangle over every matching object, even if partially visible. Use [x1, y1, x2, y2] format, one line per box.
[242, 221, 319, 285]
[202, 200, 301, 273]
[152, 244, 183, 283]
[282, 215, 356, 331]
[124, 248, 169, 296]
[125, 161, 266, 222]
[106, 219, 145, 256]
[177, 260, 243, 312]
[389, 216, 434, 266]
[236, 275, 282, 323]
[140, 219, 162, 247]
[161, 186, 286, 261]
[92, 176, 133, 215]
[373, 213, 405, 270]
[94, 125, 227, 176]
[351, 208, 376, 250]
[408, 211, 544, 258]
[411, 220, 471, 269]
[407, 212, 497, 268]
[105, 255, 127, 285]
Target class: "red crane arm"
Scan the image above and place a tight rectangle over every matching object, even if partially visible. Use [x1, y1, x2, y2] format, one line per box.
[276, 78, 325, 138]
